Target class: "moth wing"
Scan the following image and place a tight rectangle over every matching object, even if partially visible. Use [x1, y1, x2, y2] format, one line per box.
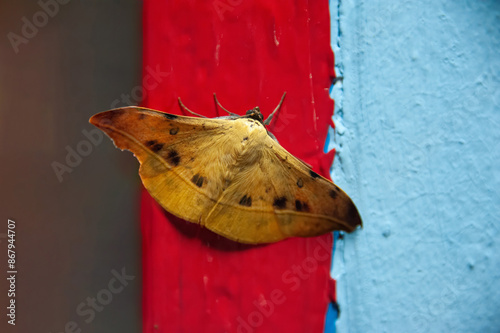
[90, 107, 236, 223]
[203, 128, 362, 244]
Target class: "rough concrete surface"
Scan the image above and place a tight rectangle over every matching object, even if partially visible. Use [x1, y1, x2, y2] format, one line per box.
[329, 0, 500, 332]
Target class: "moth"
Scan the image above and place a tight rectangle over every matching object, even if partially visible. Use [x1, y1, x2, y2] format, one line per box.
[89, 94, 362, 244]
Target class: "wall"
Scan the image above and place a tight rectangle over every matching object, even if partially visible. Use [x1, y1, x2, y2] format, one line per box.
[2, 1, 499, 332]
[330, 0, 500, 332]
[0, 2, 141, 332]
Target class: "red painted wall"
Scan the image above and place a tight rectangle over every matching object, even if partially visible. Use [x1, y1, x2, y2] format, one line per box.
[141, 1, 337, 332]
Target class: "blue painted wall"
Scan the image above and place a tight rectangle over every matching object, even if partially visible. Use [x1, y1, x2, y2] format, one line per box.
[328, 0, 500, 332]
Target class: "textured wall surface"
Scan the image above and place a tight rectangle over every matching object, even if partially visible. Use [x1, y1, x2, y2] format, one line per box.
[0, 2, 141, 332]
[329, 0, 500, 332]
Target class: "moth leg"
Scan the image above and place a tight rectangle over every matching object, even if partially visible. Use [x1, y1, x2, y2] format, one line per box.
[213, 93, 239, 117]
[178, 97, 207, 118]
[264, 92, 287, 125]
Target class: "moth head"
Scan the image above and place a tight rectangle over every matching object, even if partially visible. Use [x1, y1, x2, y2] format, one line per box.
[245, 107, 264, 124]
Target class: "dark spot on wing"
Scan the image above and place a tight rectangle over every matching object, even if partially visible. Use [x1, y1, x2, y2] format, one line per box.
[111, 109, 125, 117]
[102, 109, 125, 123]
[166, 150, 180, 166]
[239, 195, 252, 207]
[329, 189, 338, 199]
[347, 203, 362, 228]
[297, 178, 304, 188]
[170, 127, 179, 135]
[138, 113, 146, 120]
[151, 143, 164, 152]
[309, 170, 320, 179]
[191, 174, 204, 187]
[145, 140, 156, 147]
[162, 113, 178, 119]
[273, 196, 287, 209]
[295, 200, 310, 212]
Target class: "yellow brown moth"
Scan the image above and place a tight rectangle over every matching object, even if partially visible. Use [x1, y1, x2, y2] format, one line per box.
[89, 94, 362, 244]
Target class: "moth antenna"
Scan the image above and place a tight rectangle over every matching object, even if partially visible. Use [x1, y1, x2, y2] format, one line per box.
[213, 93, 239, 117]
[264, 92, 287, 126]
[178, 97, 207, 118]
[213, 94, 220, 117]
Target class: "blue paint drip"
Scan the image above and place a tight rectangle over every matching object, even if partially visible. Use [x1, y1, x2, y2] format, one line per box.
[324, 301, 339, 333]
